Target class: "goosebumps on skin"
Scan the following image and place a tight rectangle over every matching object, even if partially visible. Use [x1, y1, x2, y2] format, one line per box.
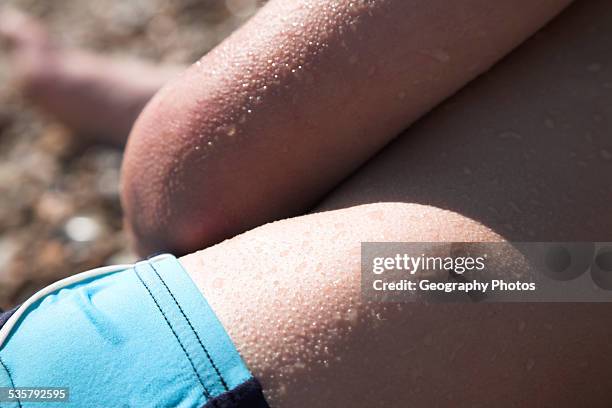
[180, 203, 612, 407]
[122, 0, 572, 256]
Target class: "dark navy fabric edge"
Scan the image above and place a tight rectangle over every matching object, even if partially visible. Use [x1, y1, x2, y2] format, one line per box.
[202, 377, 270, 408]
[0, 306, 19, 330]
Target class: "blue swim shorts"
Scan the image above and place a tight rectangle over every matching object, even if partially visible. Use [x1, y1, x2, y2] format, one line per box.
[0, 254, 269, 407]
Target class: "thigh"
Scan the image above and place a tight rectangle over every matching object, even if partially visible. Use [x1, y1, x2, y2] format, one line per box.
[316, 0, 612, 242]
[181, 202, 612, 407]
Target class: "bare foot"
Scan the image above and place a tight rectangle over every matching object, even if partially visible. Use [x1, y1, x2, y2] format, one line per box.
[0, 7, 185, 146]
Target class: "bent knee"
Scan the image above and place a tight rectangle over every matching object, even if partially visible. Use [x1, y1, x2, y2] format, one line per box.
[181, 203, 612, 406]
[180, 202, 502, 406]
[120, 83, 237, 256]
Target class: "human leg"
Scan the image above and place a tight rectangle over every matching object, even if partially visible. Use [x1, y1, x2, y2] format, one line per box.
[121, 0, 571, 255]
[0, 7, 183, 145]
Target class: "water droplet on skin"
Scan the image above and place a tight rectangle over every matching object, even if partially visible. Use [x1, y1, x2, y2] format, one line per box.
[227, 124, 237, 136]
[346, 308, 359, 322]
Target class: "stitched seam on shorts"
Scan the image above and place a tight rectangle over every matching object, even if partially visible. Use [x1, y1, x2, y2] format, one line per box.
[0, 356, 22, 408]
[134, 269, 212, 400]
[149, 261, 230, 392]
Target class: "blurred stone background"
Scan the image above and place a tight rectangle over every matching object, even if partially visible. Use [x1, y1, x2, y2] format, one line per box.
[0, 0, 260, 309]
